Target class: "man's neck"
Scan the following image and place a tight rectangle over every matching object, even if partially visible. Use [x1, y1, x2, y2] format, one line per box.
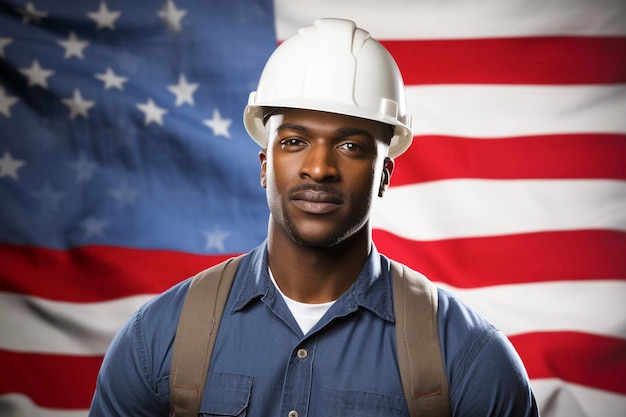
[267, 227, 371, 303]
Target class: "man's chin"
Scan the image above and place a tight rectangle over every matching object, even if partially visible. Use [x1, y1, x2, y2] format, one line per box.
[287, 226, 354, 249]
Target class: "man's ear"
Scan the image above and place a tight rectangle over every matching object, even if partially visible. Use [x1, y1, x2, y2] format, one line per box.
[259, 150, 267, 188]
[378, 157, 394, 197]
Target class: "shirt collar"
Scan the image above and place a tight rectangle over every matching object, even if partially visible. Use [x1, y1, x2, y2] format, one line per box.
[232, 240, 395, 323]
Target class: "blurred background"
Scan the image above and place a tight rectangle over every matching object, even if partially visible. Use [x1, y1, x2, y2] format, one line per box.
[0, 0, 624, 416]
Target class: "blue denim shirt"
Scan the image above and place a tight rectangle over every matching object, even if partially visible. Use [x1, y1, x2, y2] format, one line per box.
[90, 241, 539, 416]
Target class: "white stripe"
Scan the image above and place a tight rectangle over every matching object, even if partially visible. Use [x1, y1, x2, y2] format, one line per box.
[373, 179, 626, 240]
[275, 0, 626, 39]
[0, 292, 154, 355]
[406, 84, 626, 137]
[3, 280, 623, 354]
[436, 280, 626, 339]
[531, 379, 626, 417]
[0, 394, 87, 417]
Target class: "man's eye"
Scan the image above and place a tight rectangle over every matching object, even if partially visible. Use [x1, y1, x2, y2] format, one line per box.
[338, 142, 362, 152]
[280, 138, 305, 148]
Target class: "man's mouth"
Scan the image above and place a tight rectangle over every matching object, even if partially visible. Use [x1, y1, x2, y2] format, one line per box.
[290, 187, 344, 214]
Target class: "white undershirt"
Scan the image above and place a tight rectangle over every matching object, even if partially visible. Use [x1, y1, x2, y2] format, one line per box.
[269, 268, 335, 335]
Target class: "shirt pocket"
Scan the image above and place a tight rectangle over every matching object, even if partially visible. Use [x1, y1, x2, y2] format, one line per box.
[321, 386, 409, 417]
[199, 372, 253, 417]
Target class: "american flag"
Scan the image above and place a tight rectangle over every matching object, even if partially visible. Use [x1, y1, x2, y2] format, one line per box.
[0, 1, 624, 416]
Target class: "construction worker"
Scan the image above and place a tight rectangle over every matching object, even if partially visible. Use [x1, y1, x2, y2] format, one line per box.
[89, 18, 539, 417]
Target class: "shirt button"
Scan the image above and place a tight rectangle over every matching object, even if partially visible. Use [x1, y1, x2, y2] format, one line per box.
[288, 411, 298, 417]
[297, 348, 308, 359]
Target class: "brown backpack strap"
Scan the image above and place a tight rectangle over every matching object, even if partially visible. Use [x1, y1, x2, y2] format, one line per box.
[169, 255, 448, 417]
[391, 260, 451, 417]
[169, 255, 243, 417]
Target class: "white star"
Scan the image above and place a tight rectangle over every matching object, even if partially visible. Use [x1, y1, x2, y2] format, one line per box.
[17, 2, 47, 24]
[87, 1, 121, 30]
[0, 151, 26, 180]
[31, 182, 65, 211]
[19, 60, 54, 88]
[167, 74, 199, 106]
[61, 89, 96, 119]
[0, 86, 19, 118]
[108, 179, 137, 208]
[203, 108, 232, 138]
[136, 98, 167, 126]
[158, 0, 187, 32]
[79, 216, 110, 238]
[95, 67, 128, 90]
[67, 152, 99, 182]
[204, 228, 231, 252]
[57, 31, 90, 60]
[0, 37, 12, 58]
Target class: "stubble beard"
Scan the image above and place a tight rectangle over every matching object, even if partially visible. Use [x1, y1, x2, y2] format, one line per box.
[278, 195, 372, 249]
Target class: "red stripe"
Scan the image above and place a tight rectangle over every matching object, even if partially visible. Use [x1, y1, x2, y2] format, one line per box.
[381, 37, 626, 85]
[0, 349, 102, 409]
[392, 134, 626, 186]
[2, 230, 624, 302]
[3, 332, 622, 409]
[0, 244, 233, 302]
[373, 229, 626, 288]
[510, 332, 626, 395]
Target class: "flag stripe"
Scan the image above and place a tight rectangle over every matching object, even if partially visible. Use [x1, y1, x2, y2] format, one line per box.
[4, 278, 624, 354]
[2, 332, 622, 410]
[436, 282, 626, 338]
[0, 292, 151, 354]
[0, 394, 87, 417]
[531, 379, 626, 417]
[511, 332, 626, 395]
[3, 229, 625, 303]
[274, 0, 626, 39]
[392, 134, 626, 186]
[0, 350, 100, 410]
[373, 179, 626, 240]
[406, 84, 626, 137]
[381, 37, 626, 85]
[0, 243, 228, 302]
[372, 229, 626, 288]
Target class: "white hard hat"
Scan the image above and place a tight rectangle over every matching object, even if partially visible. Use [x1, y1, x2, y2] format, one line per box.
[243, 18, 413, 158]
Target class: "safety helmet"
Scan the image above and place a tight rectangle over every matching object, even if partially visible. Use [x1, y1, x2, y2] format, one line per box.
[243, 18, 413, 158]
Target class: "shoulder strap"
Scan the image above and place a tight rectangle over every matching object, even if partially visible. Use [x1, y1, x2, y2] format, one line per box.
[390, 260, 451, 417]
[169, 255, 243, 417]
[169, 256, 449, 417]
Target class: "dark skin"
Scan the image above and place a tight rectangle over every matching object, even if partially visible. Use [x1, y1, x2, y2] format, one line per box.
[259, 108, 395, 303]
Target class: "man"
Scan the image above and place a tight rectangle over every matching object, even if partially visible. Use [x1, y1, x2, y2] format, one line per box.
[89, 18, 539, 416]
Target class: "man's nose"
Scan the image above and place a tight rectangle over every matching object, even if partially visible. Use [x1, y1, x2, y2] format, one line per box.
[300, 143, 339, 182]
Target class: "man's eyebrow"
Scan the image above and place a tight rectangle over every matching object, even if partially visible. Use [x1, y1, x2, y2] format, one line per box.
[276, 124, 375, 139]
[336, 127, 375, 140]
[276, 123, 308, 133]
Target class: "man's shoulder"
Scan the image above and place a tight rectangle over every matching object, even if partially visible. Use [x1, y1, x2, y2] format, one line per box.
[383, 257, 502, 352]
[384, 257, 498, 335]
[434, 288, 539, 415]
[122, 277, 194, 344]
[436, 287, 498, 336]
[435, 286, 519, 376]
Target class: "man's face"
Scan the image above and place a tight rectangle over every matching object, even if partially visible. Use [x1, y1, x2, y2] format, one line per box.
[260, 108, 394, 248]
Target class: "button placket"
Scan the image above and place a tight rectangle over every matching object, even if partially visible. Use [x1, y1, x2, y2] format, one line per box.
[280, 338, 317, 417]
